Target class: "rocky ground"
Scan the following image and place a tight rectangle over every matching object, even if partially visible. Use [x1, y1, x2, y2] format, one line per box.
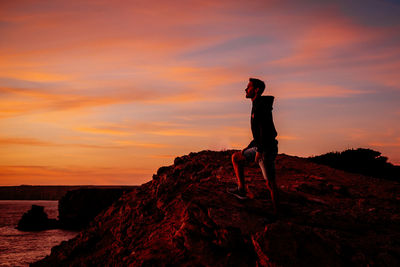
[32, 150, 400, 266]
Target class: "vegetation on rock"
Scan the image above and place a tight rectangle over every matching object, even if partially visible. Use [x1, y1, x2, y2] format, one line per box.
[308, 148, 400, 181]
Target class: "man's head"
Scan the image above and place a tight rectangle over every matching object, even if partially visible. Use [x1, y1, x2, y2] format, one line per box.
[245, 78, 265, 99]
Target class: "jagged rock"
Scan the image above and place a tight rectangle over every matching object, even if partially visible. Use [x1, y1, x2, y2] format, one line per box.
[17, 205, 58, 231]
[251, 222, 344, 266]
[33, 150, 400, 266]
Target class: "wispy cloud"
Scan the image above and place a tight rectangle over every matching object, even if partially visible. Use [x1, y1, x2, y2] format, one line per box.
[72, 121, 196, 137]
[369, 142, 400, 147]
[1, 0, 400, 184]
[273, 82, 366, 99]
[0, 164, 151, 185]
[128, 122, 207, 137]
[0, 136, 166, 149]
[0, 85, 223, 118]
[75, 126, 132, 136]
[0, 137, 54, 146]
[278, 135, 299, 141]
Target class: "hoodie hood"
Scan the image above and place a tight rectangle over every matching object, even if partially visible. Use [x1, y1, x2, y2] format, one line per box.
[254, 95, 274, 110]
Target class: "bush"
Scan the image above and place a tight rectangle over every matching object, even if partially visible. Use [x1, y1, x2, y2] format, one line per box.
[308, 148, 400, 181]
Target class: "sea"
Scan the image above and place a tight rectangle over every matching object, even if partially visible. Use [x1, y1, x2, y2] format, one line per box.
[0, 200, 78, 267]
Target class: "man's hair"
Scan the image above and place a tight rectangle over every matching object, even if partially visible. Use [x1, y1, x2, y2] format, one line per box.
[249, 78, 265, 95]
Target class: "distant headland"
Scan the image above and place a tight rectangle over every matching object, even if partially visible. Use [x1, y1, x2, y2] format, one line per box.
[0, 185, 136, 200]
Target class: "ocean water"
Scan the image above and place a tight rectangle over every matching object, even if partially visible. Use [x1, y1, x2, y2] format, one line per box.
[0, 200, 78, 267]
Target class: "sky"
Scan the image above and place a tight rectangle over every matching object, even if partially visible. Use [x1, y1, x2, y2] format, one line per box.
[1, 0, 400, 185]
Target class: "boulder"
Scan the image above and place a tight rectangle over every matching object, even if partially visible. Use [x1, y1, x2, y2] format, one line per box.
[17, 205, 58, 231]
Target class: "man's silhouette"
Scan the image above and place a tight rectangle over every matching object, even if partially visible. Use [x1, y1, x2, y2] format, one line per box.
[228, 78, 279, 213]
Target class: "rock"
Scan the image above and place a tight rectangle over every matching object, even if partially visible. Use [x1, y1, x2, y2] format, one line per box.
[32, 150, 400, 266]
[17, 205, 58, 231]
[58, 188, 133, 230]
[251, 222, 344, 266]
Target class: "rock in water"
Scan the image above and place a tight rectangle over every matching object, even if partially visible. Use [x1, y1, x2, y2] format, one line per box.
[32, 150, 400, 266]
[17, 205, 58, 231]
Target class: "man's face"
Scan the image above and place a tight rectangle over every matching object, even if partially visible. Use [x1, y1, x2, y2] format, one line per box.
[245, 81, 256, 99]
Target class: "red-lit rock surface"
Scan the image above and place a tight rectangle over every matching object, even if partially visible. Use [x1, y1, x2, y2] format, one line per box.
[33, 150, 400, 266]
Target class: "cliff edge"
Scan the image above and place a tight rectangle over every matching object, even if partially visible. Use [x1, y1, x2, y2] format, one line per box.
[33, 150, 400, 266]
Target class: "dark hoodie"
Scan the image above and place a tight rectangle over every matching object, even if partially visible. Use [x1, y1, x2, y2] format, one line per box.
[246, 95, 278, 153]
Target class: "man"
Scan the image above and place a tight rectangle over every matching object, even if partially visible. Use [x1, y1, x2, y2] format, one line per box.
[228, 78, 279, 213]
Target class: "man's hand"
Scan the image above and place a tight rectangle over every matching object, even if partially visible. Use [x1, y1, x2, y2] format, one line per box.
[255, 151, 263, 163]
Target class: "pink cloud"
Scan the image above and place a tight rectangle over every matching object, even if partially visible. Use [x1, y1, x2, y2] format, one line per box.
[272, 82, 365, 99]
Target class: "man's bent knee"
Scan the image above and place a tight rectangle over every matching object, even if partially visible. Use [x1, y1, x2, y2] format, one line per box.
[232, 151, 244, 164]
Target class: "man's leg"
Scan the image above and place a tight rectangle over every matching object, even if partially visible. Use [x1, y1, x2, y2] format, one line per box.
[258, 156, 279, 214]
[231, 151, 246, 191]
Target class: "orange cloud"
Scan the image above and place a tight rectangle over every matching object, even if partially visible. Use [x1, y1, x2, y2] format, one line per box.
[0, 87, 128, 118]
[0, 85, 222, 118]
[131, 122, 207, 137]
[150, 154, 176, 159]
[0, 136, 166, 149]
[75, 126, 131, 136]
[174, 113, 247, 121]
[0, 136, 119, 149]
[112, 140, 168, 149]
[0, 71, 71, 83]
[0, 137, 54, 146]
[72, 121, 191, 136]
[278, 135, 299, 141]
[0, 165, 151, 185]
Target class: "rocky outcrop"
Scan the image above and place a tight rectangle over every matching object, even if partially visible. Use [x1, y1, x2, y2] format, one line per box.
[17, 205, 58, 231]
[16, 188, 135, 232]
[58, 188, 134, 230]
[33, 150, 400, 266]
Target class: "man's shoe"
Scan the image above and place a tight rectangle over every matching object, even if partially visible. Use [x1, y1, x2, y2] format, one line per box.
[227, 187, 247, 200]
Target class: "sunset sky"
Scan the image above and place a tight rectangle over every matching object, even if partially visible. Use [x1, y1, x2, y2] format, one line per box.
[1, 0, 400, 185]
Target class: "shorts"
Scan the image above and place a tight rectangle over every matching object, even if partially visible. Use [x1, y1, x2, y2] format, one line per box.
[242, 140, 278, 163]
